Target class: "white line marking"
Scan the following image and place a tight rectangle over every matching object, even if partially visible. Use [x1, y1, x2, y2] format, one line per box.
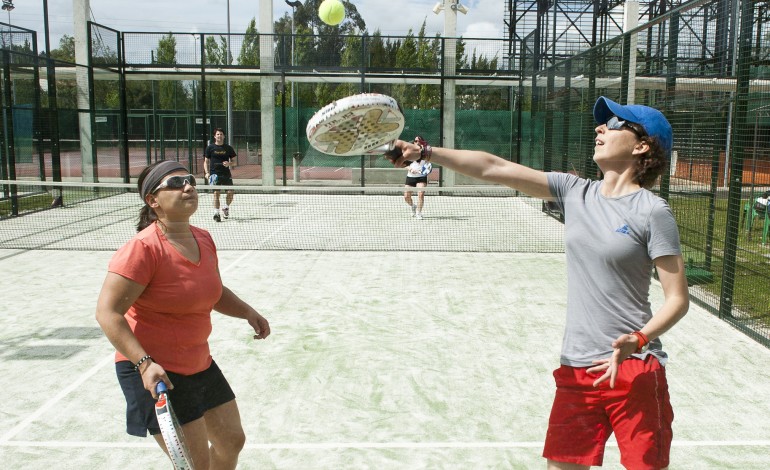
[219, 251, 252, 274]
[0, 354, 115, 443]
[1, 248, 282, 447]
[2, 440, 769, 450]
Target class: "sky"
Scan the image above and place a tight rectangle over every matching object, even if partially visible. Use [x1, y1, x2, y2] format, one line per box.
[8, 0, 505, 54]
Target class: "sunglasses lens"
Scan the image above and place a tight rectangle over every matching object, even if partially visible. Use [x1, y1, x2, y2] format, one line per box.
[606, 116, 624, 130]
[166, 175, 196, 188]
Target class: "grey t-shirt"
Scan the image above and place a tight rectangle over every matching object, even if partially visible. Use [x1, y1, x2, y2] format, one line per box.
[547, 172, 681, 367]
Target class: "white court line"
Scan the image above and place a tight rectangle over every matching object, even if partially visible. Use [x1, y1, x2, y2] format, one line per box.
[247, 205, 312, 250]
[2, 440, 770, 450]
[219, 250, 253, 274]
[0, 354, 115, 444]
[0, 252, 265, 446]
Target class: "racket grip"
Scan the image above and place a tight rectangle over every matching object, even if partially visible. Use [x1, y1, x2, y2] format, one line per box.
[156, 382, 168, 394]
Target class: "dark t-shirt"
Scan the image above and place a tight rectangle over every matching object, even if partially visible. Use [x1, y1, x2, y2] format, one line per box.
[204, 143, 236, 176]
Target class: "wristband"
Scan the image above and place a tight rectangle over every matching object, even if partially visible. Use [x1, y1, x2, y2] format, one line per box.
[134, 355, 153, 372]
[414, 136, 432, 161]
[630, 331, 649, 353]
[421, 144, 432, 161]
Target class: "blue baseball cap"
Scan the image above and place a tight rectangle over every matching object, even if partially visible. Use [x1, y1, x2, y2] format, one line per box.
[593, 96, 673, 155]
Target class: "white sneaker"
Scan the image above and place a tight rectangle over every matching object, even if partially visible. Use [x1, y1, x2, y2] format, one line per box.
[222, 206, 229, 219]
[410, 204, 417, 216]
[415, 213, 423, 220]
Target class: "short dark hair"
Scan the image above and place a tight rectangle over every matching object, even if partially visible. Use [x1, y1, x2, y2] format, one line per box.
[213, 127, 225, 135]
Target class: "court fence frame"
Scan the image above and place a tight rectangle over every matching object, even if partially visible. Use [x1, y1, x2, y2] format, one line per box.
[1, 0, 769, 346]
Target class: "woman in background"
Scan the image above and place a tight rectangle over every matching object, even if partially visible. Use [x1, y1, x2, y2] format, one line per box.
[403, 136, 433, 220]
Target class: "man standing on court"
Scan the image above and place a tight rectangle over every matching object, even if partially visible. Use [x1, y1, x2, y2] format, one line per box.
[204, 128, 237, 222]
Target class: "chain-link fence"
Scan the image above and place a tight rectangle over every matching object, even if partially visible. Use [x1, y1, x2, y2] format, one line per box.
[525, 0, 770, 344]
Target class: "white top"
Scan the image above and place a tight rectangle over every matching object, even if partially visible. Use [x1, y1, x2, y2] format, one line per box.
[407, 160, 432, 178]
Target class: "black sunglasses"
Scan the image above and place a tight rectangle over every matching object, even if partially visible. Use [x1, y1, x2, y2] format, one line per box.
[153, 174, 196, 193]
[606, 116, 647, 138]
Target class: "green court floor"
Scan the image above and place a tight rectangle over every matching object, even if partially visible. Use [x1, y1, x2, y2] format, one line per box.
[1, 249, 768, 469]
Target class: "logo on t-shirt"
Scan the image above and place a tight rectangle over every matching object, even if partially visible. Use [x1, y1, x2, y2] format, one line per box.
[615, 224, 631, 235]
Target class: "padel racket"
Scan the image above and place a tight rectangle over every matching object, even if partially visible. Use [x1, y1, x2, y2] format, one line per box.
[306, 93, 405, 156]
[155, 382, 194, 470]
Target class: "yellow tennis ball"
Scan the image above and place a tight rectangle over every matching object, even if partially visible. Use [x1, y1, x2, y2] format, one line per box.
[319, 0, 345, 26]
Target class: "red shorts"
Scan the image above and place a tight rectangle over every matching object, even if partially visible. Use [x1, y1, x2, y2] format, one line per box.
[543, 356, 673, 469]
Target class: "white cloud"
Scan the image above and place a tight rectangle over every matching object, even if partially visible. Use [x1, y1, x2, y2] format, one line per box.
[463, 21, 502, 39]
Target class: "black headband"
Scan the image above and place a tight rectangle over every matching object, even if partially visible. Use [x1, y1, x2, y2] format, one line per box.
[140, 161, 188, 201]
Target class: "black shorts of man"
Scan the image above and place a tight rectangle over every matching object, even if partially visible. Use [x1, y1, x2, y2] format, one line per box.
[204, 128, 236, 222]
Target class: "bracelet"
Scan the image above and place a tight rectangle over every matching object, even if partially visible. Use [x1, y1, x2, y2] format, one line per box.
[414, 136, 432, 161]
[134, 355, 153, 372]
[630, 331, 649, 353]
[421, 144, 432, 162]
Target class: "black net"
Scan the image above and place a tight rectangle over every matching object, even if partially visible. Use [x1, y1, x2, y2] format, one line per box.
[0, 180, 563, 253]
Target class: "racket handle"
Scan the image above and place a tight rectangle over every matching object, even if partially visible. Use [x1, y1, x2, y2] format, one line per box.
[156, 382, 168, 394]
[363, 141, 395, 155]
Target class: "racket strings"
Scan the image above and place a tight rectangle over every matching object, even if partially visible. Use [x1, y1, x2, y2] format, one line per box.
[315, 109, 401, 154]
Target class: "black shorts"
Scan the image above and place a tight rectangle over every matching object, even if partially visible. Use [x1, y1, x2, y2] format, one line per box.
[405, 176, 428, 187]
[116, 359, 236, 437]
[210, 173, 234, 187]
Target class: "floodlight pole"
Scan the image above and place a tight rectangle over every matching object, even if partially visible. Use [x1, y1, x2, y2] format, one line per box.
[440, 0, 461, 186]
[623, 0, 639, 104]
[192, 33, 198, 112]
[2, 0, 14, 49]
[287, 1, 297, 107]
[43, 0, 62, 192]
[226, 0, 233, 145]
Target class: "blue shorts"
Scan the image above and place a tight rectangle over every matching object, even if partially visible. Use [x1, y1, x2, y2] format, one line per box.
[116, 359, 236, 437]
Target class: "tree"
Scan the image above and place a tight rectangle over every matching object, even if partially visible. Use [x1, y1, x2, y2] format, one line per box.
[204, 35, 227, 112]
[50, 35, 75, 62]
[289, 0, 365, 34]
[416, 22, 440, 109]
[367, 31, 387, 69]
[235, 18, 260, 110]
[338, 33, 363, 98]
[154, 34, 191, 110]
[42, 35, 77, 109]
[392, 30, 418, 106]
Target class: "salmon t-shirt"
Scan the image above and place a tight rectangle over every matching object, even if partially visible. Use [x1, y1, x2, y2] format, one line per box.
[108, 223, 223, 375]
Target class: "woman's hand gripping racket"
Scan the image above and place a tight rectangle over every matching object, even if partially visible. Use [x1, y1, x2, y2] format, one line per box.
[155, 382, 195, 469]
[306, 93, 405, 156]
[382, 136, 431, 167]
